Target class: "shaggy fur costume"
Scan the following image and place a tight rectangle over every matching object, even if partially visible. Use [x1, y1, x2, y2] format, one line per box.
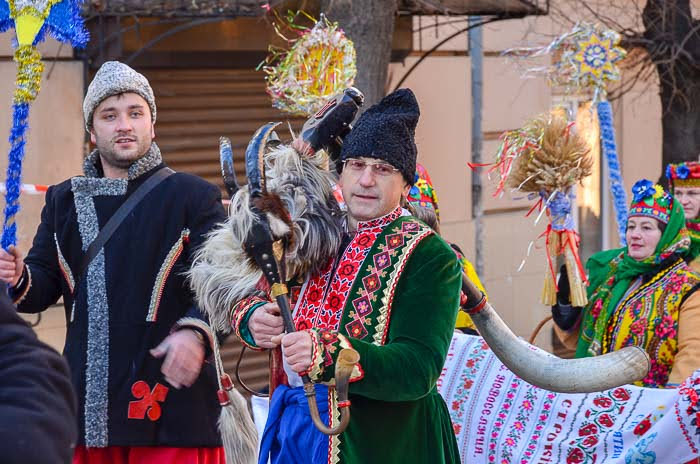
[188, 145, 344, 333]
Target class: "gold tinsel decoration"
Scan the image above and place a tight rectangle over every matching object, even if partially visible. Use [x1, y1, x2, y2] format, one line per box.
[14, 45, 44, 104]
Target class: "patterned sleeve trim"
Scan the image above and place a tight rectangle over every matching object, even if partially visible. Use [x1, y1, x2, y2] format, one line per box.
[318, 330, 364, 384]
[300, 329, 325, 381]
[54, 233, 75, 293]
[147, 228, 189, 322]
[11, 265, 31, 305]
[231, 296, 268, 351]
[171, 317, 216, 355]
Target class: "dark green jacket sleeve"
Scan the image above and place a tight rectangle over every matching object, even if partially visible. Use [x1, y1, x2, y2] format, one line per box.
[316, 235, 461, 402]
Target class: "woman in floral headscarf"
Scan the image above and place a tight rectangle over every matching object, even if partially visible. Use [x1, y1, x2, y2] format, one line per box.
[553, 179, 700, 388]
[667, 161, 700, 272]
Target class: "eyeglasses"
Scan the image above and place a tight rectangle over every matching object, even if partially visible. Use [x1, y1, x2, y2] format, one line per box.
[343, 158, 399, 177]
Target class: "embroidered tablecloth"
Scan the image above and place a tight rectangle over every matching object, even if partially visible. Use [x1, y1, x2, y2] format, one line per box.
[438, 333, 700, 464]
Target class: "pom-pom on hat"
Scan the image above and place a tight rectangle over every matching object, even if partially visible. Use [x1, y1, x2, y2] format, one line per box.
[83, 61, 156, 131]
[338, 88, 419, 185]
[629, 179, 673, 224]
[665, 161, 700, 190]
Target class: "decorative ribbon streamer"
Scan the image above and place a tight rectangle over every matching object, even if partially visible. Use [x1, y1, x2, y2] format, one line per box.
[526, 189, 589, 306]
[502, 22, 626, 108]
[597, 100, 628, 246]
[261, 12, 356, 116]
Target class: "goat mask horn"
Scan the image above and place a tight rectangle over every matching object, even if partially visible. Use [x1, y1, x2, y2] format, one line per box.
[245, 122, 281, 197]
[219, 136, 240, 199]
[300, 87, 364, 161]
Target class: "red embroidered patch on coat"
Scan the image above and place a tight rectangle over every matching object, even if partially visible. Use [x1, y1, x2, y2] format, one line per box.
[128, 381, 169, 421]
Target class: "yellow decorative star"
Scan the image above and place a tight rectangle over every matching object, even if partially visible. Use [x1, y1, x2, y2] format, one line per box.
[572, 31, 626, 85]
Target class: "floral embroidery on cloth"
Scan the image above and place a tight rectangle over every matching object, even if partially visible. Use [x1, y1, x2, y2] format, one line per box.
[438, 333, 700, 463]
[677, 375, 700, 453]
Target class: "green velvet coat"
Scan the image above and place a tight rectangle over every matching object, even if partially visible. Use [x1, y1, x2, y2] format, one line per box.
[236, 215, 462, 463]
[302, 217, 462, 464]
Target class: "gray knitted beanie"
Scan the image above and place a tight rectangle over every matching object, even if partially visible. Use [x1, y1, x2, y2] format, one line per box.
[83, 61, 156, 131]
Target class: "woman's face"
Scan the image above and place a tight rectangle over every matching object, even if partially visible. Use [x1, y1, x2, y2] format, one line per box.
[626, 216, 663, 261]
[673, 186, 700, 220]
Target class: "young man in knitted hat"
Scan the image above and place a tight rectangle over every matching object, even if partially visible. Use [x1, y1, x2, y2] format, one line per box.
[231, 88, 462, 463]
[0, 61, 233, 463]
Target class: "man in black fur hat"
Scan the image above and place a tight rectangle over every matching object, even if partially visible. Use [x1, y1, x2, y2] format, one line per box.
[232, 88, 462, 463]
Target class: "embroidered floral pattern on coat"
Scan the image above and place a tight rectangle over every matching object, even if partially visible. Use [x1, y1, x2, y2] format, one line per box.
[602, 258, 700, 387]
[294, 207, 403, 333]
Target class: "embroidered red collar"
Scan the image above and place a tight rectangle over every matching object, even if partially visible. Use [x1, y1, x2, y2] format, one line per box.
[353, 206, 403, 232]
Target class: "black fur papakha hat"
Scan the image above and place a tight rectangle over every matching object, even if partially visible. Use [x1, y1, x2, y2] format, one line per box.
[338, 88, 419, 185]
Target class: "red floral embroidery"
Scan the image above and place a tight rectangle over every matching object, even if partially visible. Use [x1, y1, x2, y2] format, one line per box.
[566, 448, 585, 464]
[289, 286, 301, 306]
[294, 209, 400, 332]
[592, 396, 613, 409]
[634, 416, 652, 436]
[128, 381, 169, 421]
[677, 376, 700, 452]
[581, 435, 598, 447]
[307, 287, 322, 303]
[578, 423, 598, 436]
[611, 387, 630, 401]
[338, 262, 356, 278]
[327, 292, 344, 311]
[597, 413, 614, 428]
[356, 233, 373, 247]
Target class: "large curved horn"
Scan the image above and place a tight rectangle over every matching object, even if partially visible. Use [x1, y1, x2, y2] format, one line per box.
[245, 122, 281, 197]
[461, 274, 650, 393]
[219, 136, 240, 199]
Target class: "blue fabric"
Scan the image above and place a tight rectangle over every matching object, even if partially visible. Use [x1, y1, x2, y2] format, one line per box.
[259, 384, 330, 464]
[546, 189, 575, 231]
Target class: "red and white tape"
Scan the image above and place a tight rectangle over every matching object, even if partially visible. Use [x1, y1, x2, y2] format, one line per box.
[0, 183, 49, 194]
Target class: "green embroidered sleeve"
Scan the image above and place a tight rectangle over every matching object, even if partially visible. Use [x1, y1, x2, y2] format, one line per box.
[316, 235, 461, 401]
[231, 296, 268, 350]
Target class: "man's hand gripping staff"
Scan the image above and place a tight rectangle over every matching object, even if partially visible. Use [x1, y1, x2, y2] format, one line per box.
[225, 121, 360, 436]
